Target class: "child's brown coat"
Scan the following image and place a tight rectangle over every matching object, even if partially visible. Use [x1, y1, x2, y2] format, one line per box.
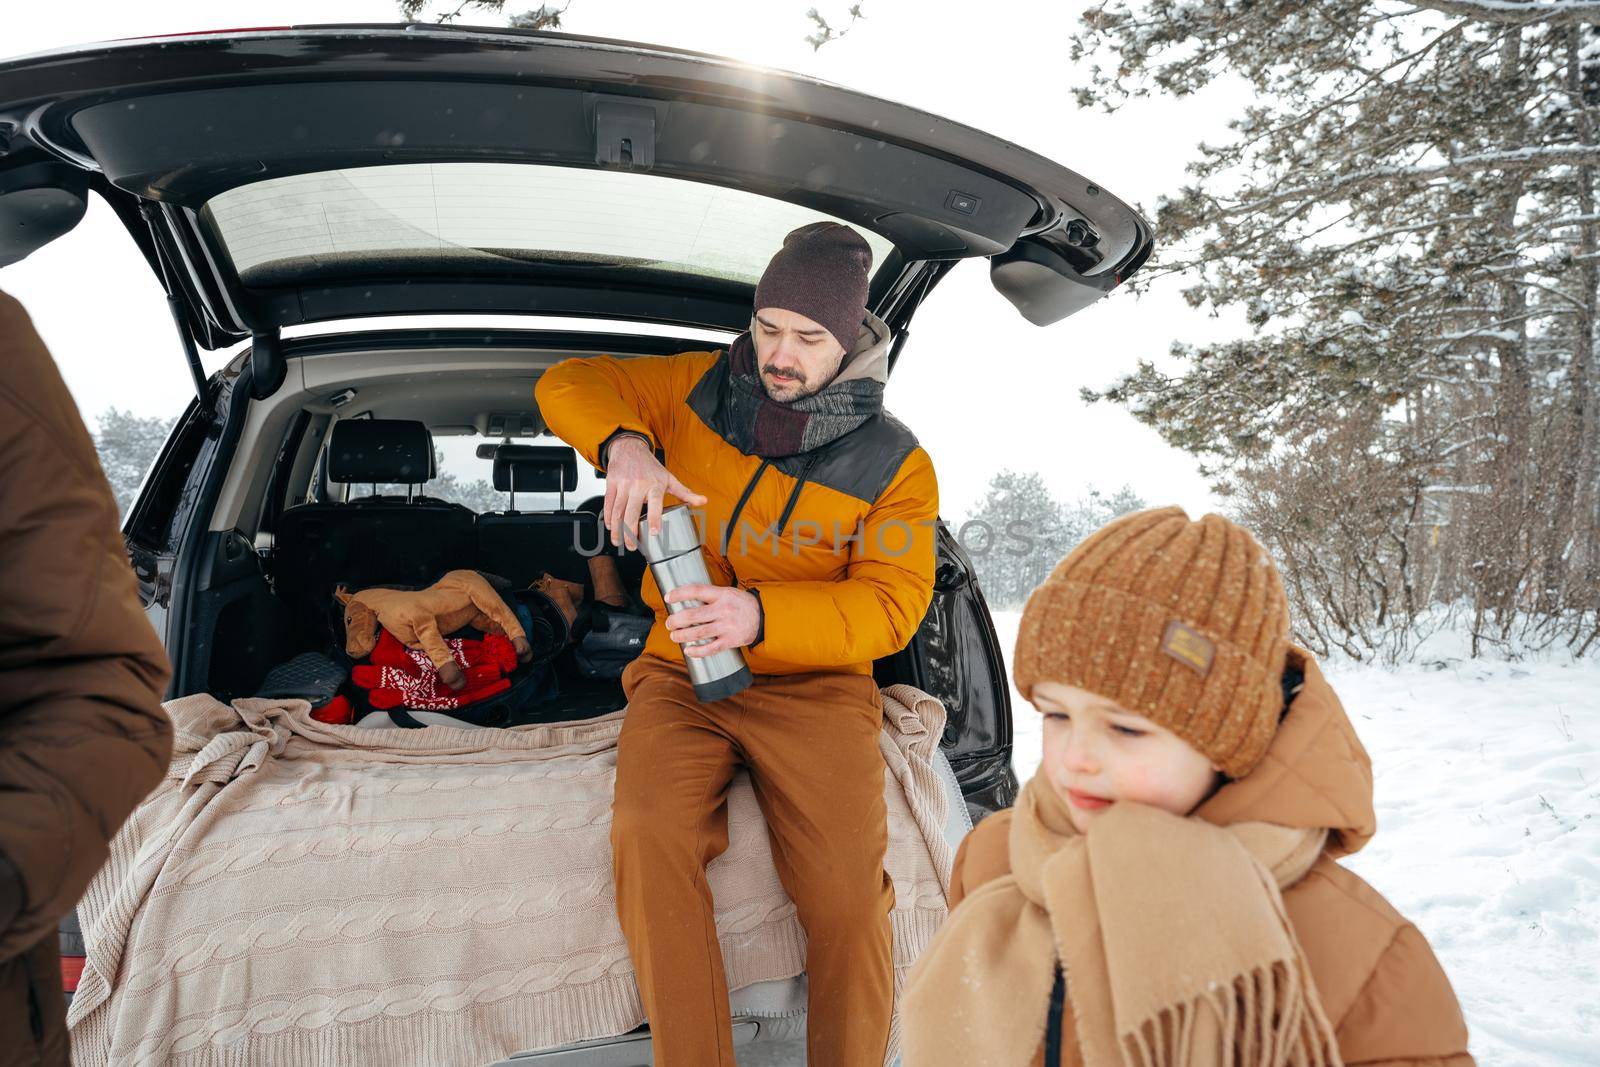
[948, 652, 1474, 1066]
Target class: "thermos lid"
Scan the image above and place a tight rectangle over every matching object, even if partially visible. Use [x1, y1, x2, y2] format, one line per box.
[639, 503, 704, 562]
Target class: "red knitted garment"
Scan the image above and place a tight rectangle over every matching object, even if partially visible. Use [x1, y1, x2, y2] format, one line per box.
[351, 629, 518, 710]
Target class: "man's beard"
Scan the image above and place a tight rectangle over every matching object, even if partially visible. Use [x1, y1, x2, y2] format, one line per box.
[761, 364, 815, 401]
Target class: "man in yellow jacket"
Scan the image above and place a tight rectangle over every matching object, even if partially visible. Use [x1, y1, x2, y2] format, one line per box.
[535, 222, 938, 1066]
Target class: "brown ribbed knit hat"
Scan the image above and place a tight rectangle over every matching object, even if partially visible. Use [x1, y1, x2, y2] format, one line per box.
[1012, 507, 1292, 778]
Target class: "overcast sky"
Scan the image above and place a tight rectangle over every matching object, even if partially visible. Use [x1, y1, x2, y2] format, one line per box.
[0, 0, 1252, 520]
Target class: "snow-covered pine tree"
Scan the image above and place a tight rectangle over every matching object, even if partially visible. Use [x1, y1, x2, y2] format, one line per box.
[93, 407, 178, 519]
[962, 470, 1078, 610]
[961, 474, 1147, 610]
[354, 449, 504, 513]
[1073, 0, 1600, 657]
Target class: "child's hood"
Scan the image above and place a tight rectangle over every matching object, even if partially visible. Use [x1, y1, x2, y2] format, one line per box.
[1193, 648, 1376, 857]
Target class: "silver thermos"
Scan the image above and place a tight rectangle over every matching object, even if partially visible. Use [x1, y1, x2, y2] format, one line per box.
[640, 504, 754, 702]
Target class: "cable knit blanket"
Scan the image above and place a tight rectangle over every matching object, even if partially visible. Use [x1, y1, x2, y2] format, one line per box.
[67, 684, 955, 1067]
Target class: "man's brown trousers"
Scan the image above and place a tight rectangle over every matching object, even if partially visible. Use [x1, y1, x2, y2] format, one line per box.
[610, 653, 896, 1066]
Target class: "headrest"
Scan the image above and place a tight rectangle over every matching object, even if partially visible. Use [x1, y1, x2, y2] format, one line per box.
[494, 445, 578, 493]
[328, 419, 434, 484]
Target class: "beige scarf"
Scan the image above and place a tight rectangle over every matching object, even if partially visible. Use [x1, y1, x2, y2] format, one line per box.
[902, 773, 1342, 1067]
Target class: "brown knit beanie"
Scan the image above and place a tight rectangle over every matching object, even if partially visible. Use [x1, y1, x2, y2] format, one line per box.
[753, 221, 873, 350]
[1012, 507, 1292, 778]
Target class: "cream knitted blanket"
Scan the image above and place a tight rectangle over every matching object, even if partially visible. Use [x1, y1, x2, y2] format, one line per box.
[67, 684, 955, 1067]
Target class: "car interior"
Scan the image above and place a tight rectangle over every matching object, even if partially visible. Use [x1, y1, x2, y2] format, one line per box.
[157, 325, 1018, 805]
[198, 339, 670, 723]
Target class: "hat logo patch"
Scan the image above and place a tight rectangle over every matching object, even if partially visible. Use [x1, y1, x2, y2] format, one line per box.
[1161, 620, 1215, 676]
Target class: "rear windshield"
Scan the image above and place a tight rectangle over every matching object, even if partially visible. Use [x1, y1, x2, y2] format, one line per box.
[340, 438, 603, 516]
[201, 162, 896, 288]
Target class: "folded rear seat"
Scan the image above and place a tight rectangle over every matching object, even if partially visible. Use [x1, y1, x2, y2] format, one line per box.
[476, 444, 604, 589]
[275, 419, 476, 646]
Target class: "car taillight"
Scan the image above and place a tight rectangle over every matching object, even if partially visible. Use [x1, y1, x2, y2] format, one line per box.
[61, 956, 84, 993]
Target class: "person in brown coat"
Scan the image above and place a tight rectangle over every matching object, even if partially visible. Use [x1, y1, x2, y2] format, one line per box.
[902, 507, 1474, 1067]
[0, 288, 174, 1066]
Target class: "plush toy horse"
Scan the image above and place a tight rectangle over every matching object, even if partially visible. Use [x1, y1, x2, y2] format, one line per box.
[334, 570, 532, 690]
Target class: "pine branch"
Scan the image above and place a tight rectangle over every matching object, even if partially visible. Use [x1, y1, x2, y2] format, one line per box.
[1262, 21, 1462, 140]
[1228, 144, 1600, 216]
[508, 3, 571, 30]
[397, 0, 570, 27]
[805, 5, 866, 51]
[1409, 0, 1600, 25]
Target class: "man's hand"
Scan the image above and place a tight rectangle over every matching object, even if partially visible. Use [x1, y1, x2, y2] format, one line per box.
[663, 584, 761, 656]
[604, 435, 708, 551]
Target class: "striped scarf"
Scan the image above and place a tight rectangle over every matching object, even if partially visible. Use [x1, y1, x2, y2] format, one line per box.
[720, 330, 883, 458]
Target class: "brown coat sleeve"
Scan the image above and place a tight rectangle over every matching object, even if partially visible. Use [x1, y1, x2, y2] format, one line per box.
[0, 288, 173, 962]
[947, 808, 1015, 912]
[1336, 923, 1475, 1066]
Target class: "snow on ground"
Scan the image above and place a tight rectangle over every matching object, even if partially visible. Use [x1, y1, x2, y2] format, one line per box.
[992, 609, 1600, 1066]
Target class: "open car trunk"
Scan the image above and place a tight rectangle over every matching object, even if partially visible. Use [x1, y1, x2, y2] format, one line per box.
[13, 25, 1071, 1059]
[184, 325, 1017, 806]
[0, 22, 1152, 358]
[59, 329, 988, 1064]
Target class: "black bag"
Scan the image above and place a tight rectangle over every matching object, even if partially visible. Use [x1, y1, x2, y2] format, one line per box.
[573, 602, 654, 679]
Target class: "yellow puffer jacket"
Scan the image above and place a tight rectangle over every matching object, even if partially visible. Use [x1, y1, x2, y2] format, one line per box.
[535, 314, 938, 676]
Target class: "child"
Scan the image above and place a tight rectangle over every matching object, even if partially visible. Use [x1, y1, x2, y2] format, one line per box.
[903, 507, 1473, 1067]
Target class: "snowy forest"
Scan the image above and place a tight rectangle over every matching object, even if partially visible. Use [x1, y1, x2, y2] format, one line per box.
[1067, 0, 1600, 662]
